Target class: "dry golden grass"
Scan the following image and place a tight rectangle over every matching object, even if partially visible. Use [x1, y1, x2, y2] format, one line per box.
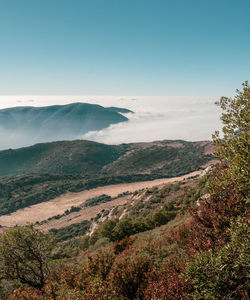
[0, 170, 204, 229]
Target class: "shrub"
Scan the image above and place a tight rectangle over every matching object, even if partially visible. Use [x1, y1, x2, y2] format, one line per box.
[85, 250, 115, 281]
[184, 218, 249, 300]
[109, 249, 153, 300]
[144, 258, 190, 300]
[112, 236, 137, 255]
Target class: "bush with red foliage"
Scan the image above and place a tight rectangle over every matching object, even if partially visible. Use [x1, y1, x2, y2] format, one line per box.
[108, 248, 153, 300]
[112, 236, 137, 254]
[170, 165, 246, 254]
[144, 256, 191, 300]
[84, 249, 115, 280]
[44, 261, 116, 299]
[7, 287, 45, 300]
[44, 265, 88, 298]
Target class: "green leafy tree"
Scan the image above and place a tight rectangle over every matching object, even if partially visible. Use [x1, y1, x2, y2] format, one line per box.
[89, 218, 118, 245]
[212, 81, 249, 198]
[0, 225, 56, 290]
[112, 218, 136, 241]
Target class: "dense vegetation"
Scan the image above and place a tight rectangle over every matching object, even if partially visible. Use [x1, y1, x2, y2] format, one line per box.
[88, 203, 177, 245]
[0, 82, 248, 299]
[0, 140, 127, 176]
[49, 220, 91, 242]
[84, 194, 112, 207]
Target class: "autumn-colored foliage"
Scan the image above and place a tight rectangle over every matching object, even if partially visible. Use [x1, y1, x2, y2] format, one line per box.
[144, 256, 191, 300]
[84, 250, 115, 280]
[109, 248, 153, 300]
[112, 236, 137, 254]
[170, 165, 246, 254]
[7, 287, 45, 300]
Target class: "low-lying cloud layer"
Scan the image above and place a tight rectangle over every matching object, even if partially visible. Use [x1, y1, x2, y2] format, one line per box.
[0, 95, 222, 149]
[82, 104, 221, 144]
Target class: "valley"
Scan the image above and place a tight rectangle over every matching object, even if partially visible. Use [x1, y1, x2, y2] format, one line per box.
[0, 169, 204, 229]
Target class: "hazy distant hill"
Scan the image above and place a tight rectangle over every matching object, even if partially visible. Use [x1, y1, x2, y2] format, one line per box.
[0, 102, 132, 150]
[0, 139, 214, 177]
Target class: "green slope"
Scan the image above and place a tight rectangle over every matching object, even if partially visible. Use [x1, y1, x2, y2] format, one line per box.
[0, 139, 212, 177]
[0, 139, 214, 216]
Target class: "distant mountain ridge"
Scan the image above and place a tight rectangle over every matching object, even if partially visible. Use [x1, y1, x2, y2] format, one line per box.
[0, 102, 133, 150]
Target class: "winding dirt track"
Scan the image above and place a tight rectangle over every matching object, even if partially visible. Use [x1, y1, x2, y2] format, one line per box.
[0, 170, 203, 228]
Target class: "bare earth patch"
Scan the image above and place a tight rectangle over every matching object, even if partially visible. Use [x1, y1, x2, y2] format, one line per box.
[201, 141, 216, 154]
[167, 142, 184, 148]
[38, 195, 130, 231]
[0, 170, 204, 228]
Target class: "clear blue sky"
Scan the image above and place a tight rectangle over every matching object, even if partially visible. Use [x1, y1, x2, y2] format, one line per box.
[0, 0, 249, 96]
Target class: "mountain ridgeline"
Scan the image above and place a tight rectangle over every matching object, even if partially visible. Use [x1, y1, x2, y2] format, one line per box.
[0, 139, 213, 177]
[0, 102, 132, 150]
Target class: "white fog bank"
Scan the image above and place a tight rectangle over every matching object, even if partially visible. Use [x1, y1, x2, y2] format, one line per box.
[0, 95, 222, 148]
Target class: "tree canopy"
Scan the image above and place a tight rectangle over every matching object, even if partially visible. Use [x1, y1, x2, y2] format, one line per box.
[212, 81, 249, 198]
[0, 225, 56, 290]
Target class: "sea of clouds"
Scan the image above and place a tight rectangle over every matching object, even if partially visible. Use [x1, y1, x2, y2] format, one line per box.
[0, 95, 222, 149]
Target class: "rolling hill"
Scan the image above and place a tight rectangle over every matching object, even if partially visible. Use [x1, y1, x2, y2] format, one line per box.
[0, 139, 214, 177]
[0, 139, 215, 216]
